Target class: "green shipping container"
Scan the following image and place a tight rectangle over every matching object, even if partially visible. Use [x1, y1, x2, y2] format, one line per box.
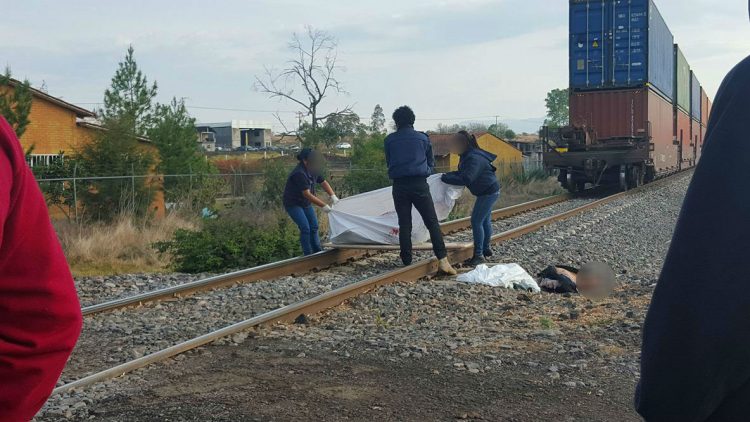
[674, 45, 690, 113]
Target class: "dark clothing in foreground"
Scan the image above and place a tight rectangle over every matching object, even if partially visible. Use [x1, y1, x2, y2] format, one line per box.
[283, 163, 325, 208]
[0, 117, 83, 421]
[392, 177, 447, 262]
[384, 126, 434, 179]
[441, 148, 501, 196]
[636, 55, 750, 421]
[286, 205, 321, 256]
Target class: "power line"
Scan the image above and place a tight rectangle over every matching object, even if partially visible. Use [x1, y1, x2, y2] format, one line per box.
[69, 102, 509, 123]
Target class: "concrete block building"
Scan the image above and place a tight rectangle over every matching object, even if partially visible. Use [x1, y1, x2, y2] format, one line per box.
[196, 120, 273, 150]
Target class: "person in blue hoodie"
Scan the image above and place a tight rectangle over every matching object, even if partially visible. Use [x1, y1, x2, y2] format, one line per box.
[441, 131, 501, 266]
[385, 106, 456, 275]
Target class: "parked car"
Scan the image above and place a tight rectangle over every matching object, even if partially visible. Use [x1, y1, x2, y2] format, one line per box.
[235, 146, 258, 152]
[336, 142, 352, 150]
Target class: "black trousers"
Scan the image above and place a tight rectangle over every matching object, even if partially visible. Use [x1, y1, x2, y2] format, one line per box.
[392, 176, 447, 260]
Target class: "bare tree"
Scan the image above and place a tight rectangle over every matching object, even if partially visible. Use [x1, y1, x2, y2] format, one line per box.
[255, 26, 353, 129]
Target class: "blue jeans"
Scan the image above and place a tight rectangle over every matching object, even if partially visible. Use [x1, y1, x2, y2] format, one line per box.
[286, 205, 322, 256]
[471, 191, 500, 257]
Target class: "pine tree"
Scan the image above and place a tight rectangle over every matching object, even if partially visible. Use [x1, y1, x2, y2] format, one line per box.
[371, 104, 385, 134]
[0, 68, 33, 138]
[149, 97, 214, 201]
[76, 116, 155, 220]
[103, 45, 158, 135]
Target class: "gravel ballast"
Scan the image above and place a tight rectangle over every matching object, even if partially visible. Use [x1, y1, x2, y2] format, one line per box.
[36, 172, 691, 420]
[63, 194, 599, 383]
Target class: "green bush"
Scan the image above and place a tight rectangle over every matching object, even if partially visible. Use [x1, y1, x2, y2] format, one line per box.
[155, 218, 301, 273]
[261, 158, 293, 207]
[342, 132, 390, 194]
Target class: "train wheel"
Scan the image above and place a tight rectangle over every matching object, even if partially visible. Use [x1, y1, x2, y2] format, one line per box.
[629, 166, 644, 189]
[619, 165, 629, 191]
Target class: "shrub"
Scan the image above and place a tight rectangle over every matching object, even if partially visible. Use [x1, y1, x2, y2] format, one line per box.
[155, 217, 301, 273]
[261, 158, 294, 207]
[342, 132, 390, 194]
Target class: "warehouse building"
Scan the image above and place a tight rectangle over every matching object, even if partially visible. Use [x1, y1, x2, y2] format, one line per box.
[195, 120, 273, 150]
[429, 132, 523, 176]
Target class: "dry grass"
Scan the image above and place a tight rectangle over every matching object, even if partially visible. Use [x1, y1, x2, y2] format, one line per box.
[55, 213, 197, 277]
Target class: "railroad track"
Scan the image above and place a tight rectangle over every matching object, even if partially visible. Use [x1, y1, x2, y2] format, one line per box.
[81, 193, 571, 316]
[54, 174, 686, 396]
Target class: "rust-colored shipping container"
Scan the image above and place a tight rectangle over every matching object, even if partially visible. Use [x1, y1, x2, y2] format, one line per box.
[674, 108, 692, 168]
[569, 88, 679, 174]
[700, 88, 710, 127]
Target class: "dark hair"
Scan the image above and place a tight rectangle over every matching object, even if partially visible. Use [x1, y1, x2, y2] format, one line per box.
[456, 130, 481, 150]
[392, 106, 416, 129]
[296, 148, 314, 162]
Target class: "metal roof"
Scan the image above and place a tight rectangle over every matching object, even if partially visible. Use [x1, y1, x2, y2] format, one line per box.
[7, 78, 96, 118]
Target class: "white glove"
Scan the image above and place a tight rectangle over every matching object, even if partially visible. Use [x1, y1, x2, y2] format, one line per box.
[331, 195, 340, 205]
[322, 205, 333, 214]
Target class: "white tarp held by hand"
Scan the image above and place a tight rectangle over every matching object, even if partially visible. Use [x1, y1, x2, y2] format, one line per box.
[328, 174, 463, 245]
[457, 264, 541, 293]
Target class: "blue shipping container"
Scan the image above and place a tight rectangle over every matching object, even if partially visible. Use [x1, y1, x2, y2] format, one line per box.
[569, 0, 675, 100]
[690, 71, 701, 121]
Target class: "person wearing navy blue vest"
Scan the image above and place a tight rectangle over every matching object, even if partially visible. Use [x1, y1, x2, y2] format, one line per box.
[441, 131, 501, 266]
[385, 106, 456, 275]
[283, 149, 339, 255]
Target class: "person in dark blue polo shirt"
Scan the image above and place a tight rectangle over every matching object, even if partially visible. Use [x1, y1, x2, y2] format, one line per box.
[385, 106, 456, 275]
[283, 148, 339, 255]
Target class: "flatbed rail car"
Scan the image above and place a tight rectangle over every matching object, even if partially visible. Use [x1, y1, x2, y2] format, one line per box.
[542, 126, 656, 192]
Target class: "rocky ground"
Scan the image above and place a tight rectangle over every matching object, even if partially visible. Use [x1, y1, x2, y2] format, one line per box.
[36, 172, 691, 421]
[60, 195, 599, 383]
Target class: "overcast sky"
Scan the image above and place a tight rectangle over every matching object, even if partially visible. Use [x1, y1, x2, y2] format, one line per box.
[4, 0, 749, 132]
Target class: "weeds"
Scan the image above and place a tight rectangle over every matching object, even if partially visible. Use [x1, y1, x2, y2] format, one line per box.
[539, 316, 555, 329]
[55, 213, 195, 276]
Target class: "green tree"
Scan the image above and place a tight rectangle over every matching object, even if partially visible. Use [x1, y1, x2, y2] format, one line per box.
[103, 45, 158, 135]
[299, 112, 362, 148]
[487, 122, 509, 138]
[0, 68, 32, 138]
[148, 97, 214, 201]
[261, 158, 292, 207]
[544, 88, 569, 128]
[342, 131, 390, 194]
[76, 117, 156, 220]
[371, 104, 385, 134]
[33, 154, 78, 220]
[504, 129, 517, 140]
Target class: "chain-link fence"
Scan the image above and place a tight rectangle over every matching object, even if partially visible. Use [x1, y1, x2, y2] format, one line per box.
[34, 160, 549, 221]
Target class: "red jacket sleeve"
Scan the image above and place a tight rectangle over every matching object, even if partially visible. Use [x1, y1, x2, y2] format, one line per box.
[0, 117, 82, 422]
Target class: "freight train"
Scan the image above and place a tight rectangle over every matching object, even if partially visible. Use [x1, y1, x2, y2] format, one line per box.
[543, 0, 712, 192]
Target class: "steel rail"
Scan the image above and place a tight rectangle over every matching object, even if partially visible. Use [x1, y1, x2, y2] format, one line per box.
[81, 193, 572, 316]
[56, 182, 664, 395]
